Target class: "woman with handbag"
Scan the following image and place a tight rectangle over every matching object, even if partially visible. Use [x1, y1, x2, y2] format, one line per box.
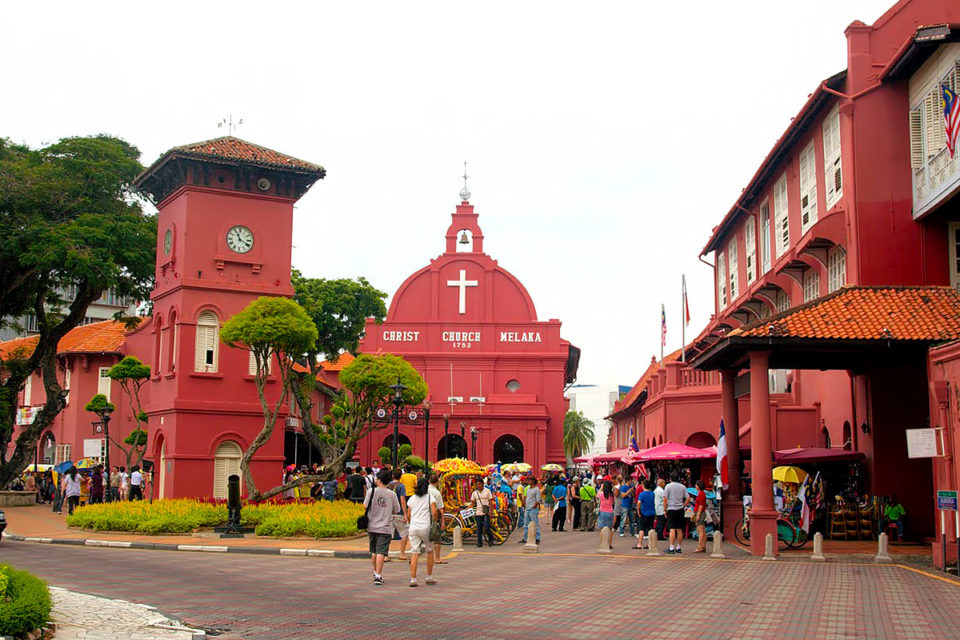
[406, 476, 439, 587]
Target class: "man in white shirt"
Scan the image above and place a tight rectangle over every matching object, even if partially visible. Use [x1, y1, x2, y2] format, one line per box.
[663, 475, 690, 554]
[471, 480, 494, 547]
[129, 466, 144, 501]
[654, 478, 666, 541]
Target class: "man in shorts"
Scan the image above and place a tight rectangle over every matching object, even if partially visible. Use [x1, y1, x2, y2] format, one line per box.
[663, 475, 690, 554]
[365, 469, 401, 585]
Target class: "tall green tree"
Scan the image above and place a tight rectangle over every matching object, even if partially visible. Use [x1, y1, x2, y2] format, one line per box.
[0, 136, 156, 488]
[220, 296, 319, 500]
[563, 410, 595, 467]
[105, 356, 151, 469]
[288, 270, 387, 474]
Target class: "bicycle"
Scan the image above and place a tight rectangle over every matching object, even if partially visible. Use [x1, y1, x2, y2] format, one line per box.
[733, 510, 800, 551]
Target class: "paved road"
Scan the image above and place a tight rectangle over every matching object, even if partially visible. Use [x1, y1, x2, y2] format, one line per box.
[2, 532, 959, 639]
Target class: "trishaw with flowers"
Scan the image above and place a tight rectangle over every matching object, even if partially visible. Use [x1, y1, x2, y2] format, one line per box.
[433, 458, 512, 545]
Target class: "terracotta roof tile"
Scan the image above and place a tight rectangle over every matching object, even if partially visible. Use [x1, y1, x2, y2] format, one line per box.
[170, 136, 324, 174]
[732, 286, 960, 341]
[0, 320, 139, 360]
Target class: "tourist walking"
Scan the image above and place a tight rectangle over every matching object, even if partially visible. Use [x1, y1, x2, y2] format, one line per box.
[406, 476, 439, 587]
[551, 478, 568, 532]
[597, 480, 615, 549]
[634, 480, 656, 550]
[471, 478, 494, 547]
[89, 465, 104, 504]
[391, 469, 411, 559]
[612, 476, 623, 531]
[365, 469, 401, 586]
[654, 477, 667, 541]
[569, 477, 583, 530]
[129, 466, 144, 501]
[428, 473, 447, 565]
[110, 466, 121, 502]
[346, 467, 366, 504]
[579, 479, 597, 531]
[519, 476, 541, 545]
[62, 467, 82, 515]
[618, 478, 637, 537]
[664, 475, 690, 554]
[694, 479, 708, 552]
[516, 476, 528, 530]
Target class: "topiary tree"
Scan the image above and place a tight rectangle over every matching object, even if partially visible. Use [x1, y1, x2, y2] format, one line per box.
[398, 443, 413, 462]
[377, 446, 391, 466]
[105, 356, 151, 470]
[221, 296, 319, 501]
[403, 454, 425, 470]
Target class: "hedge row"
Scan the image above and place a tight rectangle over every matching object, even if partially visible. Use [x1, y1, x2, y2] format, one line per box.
[0, 565, 51, 637]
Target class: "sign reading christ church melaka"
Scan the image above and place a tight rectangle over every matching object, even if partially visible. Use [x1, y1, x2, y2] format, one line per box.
[382, 328, 543, 349]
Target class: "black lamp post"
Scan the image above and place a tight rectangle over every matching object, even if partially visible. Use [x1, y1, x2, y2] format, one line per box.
[90, 405, 113, 502]
[389, 378, 407, 468]
[443, 414, 450, 459]
[423, 401, 432, 469]
[470, 425, 478, 461]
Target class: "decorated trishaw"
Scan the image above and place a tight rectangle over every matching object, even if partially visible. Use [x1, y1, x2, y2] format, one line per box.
[433, 458, 513, 545]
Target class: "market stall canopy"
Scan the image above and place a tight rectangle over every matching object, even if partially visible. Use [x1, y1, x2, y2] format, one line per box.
[571, 454, 594, 464]
[592, 448, 632, 463]
[773, 447, 866, 464]
[631, 442, 716, 462]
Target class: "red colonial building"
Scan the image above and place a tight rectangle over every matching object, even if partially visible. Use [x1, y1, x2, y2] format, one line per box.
[610, 0, 960, 562]
[354, 193, 579, 469]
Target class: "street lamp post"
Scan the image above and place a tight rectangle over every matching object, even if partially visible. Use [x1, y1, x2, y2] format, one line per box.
[423, 401, 432, 469]
[90, 406, 113, 502]
[470, 426, 478, 461]
[443, 414, 450, 459]
[389, 378, 407, 469]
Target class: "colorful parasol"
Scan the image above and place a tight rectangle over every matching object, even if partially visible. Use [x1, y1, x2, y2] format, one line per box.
[432, 458, 483, 474]
[74, 458, 99, 469]
[501, 462, 532, 473]
[541, 463, 564, 472]
[772, 466, 808, 484]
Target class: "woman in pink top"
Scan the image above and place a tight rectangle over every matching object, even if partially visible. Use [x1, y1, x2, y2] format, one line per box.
[597, 480, 615, 549]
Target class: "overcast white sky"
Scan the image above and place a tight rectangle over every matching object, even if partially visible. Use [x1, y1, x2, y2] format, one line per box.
[2, 0, 893, 387]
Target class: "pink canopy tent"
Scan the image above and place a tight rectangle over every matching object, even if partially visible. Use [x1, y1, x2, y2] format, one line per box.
[628, 442, 716, 462]
[572, 454, 595, 464]
[591, 448, 632, 464]
[774, 447, 865, 464]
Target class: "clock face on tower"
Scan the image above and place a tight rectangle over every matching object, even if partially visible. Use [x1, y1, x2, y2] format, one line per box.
[226, 225, 254, 254]
[163, 229, 172, 255]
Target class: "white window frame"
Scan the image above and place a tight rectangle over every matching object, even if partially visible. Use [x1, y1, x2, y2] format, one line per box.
[774, 175, 789, 258]
[195, 312, 220, 373]
[760, 200, 771, 273]
[54, 443, 72, 465]
[799, 142, 818, 234]
[728, 237, 739, 302]
[64, 367, 71, 405]
[23, 375, 31, 407]
[775, 288, 791, 314]
[803, 269, 821, 303]
[827, 246, 847, 293]
[717, 252, 728, 309]
[248, 350, 273, 376]
[98, 367, 112, 401]
[744, 216, 756, 284]
[823, 108, 843, 209]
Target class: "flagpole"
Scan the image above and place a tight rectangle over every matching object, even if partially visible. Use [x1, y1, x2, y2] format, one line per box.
[660, 303, 664, 365]
[681, 275, 686, 363]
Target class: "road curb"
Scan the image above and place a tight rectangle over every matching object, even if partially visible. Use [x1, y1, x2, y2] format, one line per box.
[2, 532, 374, 559]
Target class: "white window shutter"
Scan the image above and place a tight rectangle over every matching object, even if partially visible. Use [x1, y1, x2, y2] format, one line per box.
[910, 107, 924, 170]
[745, 217, 756, 284]
[774, 176, 789, 257]
[98, 367, 112, 402]
[823, 110, 842, 208]
[717, 252, 727, 309]
[194, 312, 220, 373]
[64, 368, 71, 405]
[760, 202, 771, 273]
[248, 351, 257, 376]
[23, 376, 31, 406]
[728, 238, 738, 301]
[799, 143, 818, 232]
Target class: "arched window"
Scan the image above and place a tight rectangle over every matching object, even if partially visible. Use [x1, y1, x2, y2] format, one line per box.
[195, 311, 220, 373]
[493, 435, 524, 464]
[213, 440, 242, 499]
[154, 315, 164, 373]
[157, 436, 167, 500]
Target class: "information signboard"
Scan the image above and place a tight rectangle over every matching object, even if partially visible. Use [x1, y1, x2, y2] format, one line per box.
[906, 428, 939, 458]
[937, 490, 958, 511]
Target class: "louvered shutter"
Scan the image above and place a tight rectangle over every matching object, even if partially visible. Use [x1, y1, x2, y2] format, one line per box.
[716, 252, 727, 308]
[760, 202, 771, 273]
[213, 458, 227, 498]
[98, 367, 112, 401]
[248, 350, 257, 376]
[799, 143, 817, 232]
[194, 312, 219, 372]
[23, 376, 31, 406]
[774, 176, 789, 257]
[728, 237, 738, 301]
[823, 110, 842, 208]
[910, 107, 925, 170]
[926, 90, 945, 156]
[745, 216, 756, 284]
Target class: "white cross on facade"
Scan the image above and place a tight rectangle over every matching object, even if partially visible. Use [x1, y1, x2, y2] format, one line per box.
[447, 269, 478, 314]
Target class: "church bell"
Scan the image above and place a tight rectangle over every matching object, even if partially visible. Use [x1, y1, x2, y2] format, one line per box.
[459, 231, 470, 245]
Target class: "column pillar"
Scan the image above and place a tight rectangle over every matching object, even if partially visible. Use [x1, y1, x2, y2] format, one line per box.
[720, 369, 742, 541]
[749, 351, 777, 556]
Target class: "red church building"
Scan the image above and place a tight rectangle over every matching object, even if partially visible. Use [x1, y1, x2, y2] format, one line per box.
[354, 191, 579, 469]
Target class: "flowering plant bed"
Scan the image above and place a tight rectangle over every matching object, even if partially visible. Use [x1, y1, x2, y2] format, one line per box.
[66, 498, 365, 538]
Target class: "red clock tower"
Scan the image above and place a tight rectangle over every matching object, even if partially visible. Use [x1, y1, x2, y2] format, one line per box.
[128, 137, 325, 499]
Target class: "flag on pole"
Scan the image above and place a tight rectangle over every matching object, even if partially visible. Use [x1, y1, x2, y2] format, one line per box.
[660, 304, 667, 347]
[798, 474, 811, 533]
[944, 85, 960, 159]
[716, 419, 729, 490]
[682, 275, 691, 326]
[629, 425, 639, 454]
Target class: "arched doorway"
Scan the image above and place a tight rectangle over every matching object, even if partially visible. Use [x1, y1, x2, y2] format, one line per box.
[382, 433, 412, 450]
[685, 432, 717, 449]
[842, 421, 852, 451]
[822, 426, 832, 449]
[40, 432, 56, 465]
[437, 434, 468, 459]
[213, 441, 242, 499]
[493, 435, 524, 464]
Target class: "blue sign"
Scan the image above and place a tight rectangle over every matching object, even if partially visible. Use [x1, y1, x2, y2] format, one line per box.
[937, 490, 958, 511]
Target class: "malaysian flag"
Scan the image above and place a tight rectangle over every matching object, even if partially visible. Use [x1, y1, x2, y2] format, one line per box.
[660, 304, 667, 347]
[944, 85, 960, 159]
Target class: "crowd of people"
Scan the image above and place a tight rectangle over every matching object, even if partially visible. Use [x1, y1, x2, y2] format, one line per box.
[13, 465, 147, 514]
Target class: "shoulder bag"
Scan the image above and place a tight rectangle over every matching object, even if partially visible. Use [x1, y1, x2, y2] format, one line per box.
[357, 487, 374, 530]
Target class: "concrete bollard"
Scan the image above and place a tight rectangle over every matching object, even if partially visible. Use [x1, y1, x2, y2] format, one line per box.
[646, 529, 661, 557]
[523, 521, 538, 554]
[452, 526, 463, 552]
[811, 532, 825, 562]
[762, 533, 777, 561]
[598, 527, 613, 554]
[874, 532, 893, 563]
[710, 531, 726, 559]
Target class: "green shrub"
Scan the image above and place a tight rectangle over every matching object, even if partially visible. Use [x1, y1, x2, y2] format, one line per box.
[377, 446, 391, 465]
[398, 443, 413, 460]
[0, 565, 51, 637]
[404, 454, 425, 469]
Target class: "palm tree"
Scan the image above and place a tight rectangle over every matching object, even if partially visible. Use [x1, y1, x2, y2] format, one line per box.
[563, 410, 595, 467]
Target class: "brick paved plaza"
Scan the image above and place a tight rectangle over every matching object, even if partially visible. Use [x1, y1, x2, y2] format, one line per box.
[3, 522, 959, 639]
